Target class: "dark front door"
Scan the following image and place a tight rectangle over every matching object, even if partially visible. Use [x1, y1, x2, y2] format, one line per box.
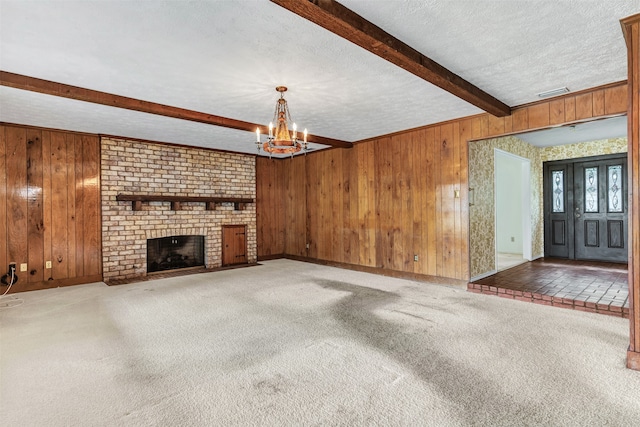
[544, 154, 627, 263]
[222, 225, 247, 266]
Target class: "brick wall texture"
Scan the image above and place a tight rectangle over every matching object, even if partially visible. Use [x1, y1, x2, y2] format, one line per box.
[101, 138, 256, 281]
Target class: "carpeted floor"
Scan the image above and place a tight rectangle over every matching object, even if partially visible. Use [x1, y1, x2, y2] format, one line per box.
[1, 259, 639, 426]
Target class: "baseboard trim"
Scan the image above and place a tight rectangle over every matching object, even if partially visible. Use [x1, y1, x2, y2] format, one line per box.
[283, 254, 468, 288]
[628, 348, 640, 370]
[257, 254, 285, 261]
[2, 274, 104, 294]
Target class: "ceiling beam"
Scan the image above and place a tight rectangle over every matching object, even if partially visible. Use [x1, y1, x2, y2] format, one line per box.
[270, 0, 512, 117]
[0, 71, 352, 149]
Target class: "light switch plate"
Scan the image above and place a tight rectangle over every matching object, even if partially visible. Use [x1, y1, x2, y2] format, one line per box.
[20, 263, 27, 272]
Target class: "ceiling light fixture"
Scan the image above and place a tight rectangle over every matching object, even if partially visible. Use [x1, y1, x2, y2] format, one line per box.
[536, 87, 570, 98]
[255, 86, 307, 158]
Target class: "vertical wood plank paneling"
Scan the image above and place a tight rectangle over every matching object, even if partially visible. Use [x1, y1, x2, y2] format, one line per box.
[459, 119, 472, 280]
[67, 134, 78, 277]
[5, 126, 28, 268]
[81, 135, 101, 275]
[425, 128, 437, 276]
[331, 150, 344, 262]
[0, 125, 101, 293]
[411, 129, 424, 274]
[527, 103, 550, 129]
[503, 114, 513, 134]
[320, 152, 331, 261]
[344, 148, 359, 264]
[391, 136, 403, 271]
[452, 122, 462, 277]
[364, 142, 376, 266]
[26, 128, 44, 283]
[50, 131, 69, 279]
[307, 153, 325, 258]
[487, 115, 505, 138]
[440, 123, 456, 278]
[0, 126, 7, 272]
[401, 133, 413, 272]
[605, 84, 628, 115]
[592, 90, 605, 117]
[433, 126, 444, 276]
[276, 159, 284, 255]
[356, 144, 368, 265]
[257, 157, 285, 257]
[340, 150, 350, 263]
[575, 93, 594, 120]
[305, 154, 316, 258]
[296, 156, 307, 256]
[512, 108, 529, 132]
[565, 97, 576, 122]
[471, 117, 483, 140]
[549, 99, 566, 125]
[350, 148, 359, 265]
[375, 139, 391, 268]
[42, 131, 52, 280]
[284, 156, 302, 256]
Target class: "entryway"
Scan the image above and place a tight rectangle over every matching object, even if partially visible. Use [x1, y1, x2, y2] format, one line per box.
[469, 258, 629, 317]
[543, 153, 628, 263]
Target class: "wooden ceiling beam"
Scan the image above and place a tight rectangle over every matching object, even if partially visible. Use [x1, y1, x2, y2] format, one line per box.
[0, 71, 352, 149]
[270, 0, 512, 117]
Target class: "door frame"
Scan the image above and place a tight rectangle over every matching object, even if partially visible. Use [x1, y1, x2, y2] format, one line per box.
[493, 149, 532, 270]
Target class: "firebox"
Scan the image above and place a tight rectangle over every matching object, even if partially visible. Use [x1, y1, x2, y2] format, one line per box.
[147, 235, 205, 273]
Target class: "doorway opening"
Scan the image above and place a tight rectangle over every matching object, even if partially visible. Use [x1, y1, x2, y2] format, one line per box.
[494, 149, 531, 271]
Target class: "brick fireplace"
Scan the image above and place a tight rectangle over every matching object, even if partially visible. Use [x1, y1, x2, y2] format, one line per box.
[101, 137, 257, 282]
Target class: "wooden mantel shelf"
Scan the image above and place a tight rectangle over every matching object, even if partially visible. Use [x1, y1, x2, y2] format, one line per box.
[116, 194, 254, 211]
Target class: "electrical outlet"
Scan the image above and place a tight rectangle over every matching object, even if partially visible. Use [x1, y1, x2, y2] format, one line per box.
[20, 263, 27, 272]
[414, 254, 419, 262]
[306, 243, 310, 249]
[46, 261, 52, 269]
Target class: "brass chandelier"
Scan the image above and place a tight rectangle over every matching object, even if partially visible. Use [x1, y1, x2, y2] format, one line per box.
[255, 86, 308, 157]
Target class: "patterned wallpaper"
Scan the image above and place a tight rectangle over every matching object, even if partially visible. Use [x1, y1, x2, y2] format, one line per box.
[469, 136, 628, 279]
[540, 138, 627, 162]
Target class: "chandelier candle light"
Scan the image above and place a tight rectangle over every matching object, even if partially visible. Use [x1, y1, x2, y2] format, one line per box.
[255, 86, 308, 157]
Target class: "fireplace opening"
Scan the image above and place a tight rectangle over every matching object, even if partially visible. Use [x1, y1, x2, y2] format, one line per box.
[147, 235, 205, 273]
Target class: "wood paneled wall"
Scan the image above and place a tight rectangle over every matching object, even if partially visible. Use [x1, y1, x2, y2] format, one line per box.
[0, 125, 101, 293]
[256, 157, 286, 257]
[257, 82, 628, 282]
[258, 122, 470, 281]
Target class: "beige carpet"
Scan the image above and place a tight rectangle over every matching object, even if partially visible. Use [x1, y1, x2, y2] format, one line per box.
[1, 259, 639, 426]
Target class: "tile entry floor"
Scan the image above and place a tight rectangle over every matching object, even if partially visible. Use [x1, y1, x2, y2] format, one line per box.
[469, 258, 629, 318]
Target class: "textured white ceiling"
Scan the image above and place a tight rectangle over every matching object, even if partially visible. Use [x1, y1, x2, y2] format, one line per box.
[1, 0, 639, 156]
[517, 115, 628, 147]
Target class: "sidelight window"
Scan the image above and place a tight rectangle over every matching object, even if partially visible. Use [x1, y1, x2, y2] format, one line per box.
[552, 170, 564, 213]
[584, 167, 598, 212]
[608, 165, 623, 213]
